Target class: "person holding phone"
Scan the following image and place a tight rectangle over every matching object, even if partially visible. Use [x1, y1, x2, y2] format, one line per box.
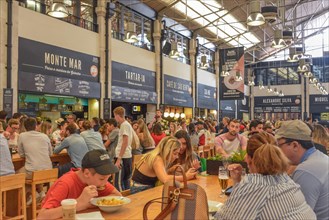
[215, 132, 315, 220]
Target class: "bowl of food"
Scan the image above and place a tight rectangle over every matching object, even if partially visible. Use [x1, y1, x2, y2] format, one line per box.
[208, 200, 223, 216]
[90, 196, 131, 213]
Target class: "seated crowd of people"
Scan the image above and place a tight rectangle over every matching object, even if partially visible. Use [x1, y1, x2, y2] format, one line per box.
[0, 109, 328, 219]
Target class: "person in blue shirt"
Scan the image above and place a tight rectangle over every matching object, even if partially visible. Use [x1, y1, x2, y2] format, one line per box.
[0, 131, 15, 176]
[54, 123, 89, 177]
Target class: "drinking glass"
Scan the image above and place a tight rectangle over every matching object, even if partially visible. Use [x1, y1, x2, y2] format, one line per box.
[218, 166, 229, 197]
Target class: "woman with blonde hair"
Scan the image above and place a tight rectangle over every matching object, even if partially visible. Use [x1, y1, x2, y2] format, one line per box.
[215, 132, 315, 220]
[168, 122, 177, 137]
[137, 119, 155, 153]
[312, 124, 329, 155]
[98, 123, 110, 143]
[131, 136, 197, 194]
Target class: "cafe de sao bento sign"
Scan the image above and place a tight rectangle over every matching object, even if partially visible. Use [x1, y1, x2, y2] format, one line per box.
[18, 37, 100, 98]
[164, 75, 193, 107]
[111, 61, 157, 104]
[254, 95, 302, 113]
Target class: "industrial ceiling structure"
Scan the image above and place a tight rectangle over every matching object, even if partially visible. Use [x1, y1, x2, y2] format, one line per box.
[129, 0, 329, 63]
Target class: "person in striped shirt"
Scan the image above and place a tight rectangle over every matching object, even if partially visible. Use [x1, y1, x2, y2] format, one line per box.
[215, 132, 315, 220]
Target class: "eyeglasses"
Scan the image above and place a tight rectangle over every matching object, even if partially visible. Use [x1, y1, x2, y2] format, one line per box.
[277, 141, 292, 148]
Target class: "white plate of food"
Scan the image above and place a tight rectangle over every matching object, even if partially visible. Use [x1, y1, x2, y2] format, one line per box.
[90, 196, 131, 213]
[208, 200, 223, 216]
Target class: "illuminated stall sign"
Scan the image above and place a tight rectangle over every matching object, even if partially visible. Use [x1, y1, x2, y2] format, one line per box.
[111, 61, 157, 104]
[197, 83, 217, 110]
[254, 95, 302, 113]
[164, 75, 193, 107]
[219, 47, 245, 100]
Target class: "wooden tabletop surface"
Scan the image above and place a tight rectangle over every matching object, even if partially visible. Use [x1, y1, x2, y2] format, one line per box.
[81, 175, 229, 220]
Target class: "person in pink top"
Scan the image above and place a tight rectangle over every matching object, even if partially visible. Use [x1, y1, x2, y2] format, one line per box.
[215, 119, 247, 157]
[38, 149, 121, 219]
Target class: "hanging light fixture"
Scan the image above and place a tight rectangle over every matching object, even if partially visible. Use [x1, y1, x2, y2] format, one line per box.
[47, 2, 69, 18]
[163, 111, 169, 118]
[297, 58, 312, 74]
[234, 71, 243, 82]
[247, 69, 255, 86]
[169, 42, 180, 59]
[259, 80, 265, 89]
[282, 28, 293, 45]
[247, 1, 265, 26]
[271, 29, 286, 49]
[220, 65, 230, 77]
[273, 88, 279, 95]
[287, 48, 299, 62]
[169, 112, 175, 118]
[124, 21, 138, 43]
[267, 84, 273, 93]
[180, 113, 186, 118]
[199, 55, 209, 70]
[278, 90, 284, 97]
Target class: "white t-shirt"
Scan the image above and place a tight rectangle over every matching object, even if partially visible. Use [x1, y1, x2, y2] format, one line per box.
[115, 120, 133, 158]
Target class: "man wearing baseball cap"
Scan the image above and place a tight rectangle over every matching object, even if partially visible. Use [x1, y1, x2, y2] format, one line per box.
[275, 120, 329, 219]
[38, 149, 121, 219]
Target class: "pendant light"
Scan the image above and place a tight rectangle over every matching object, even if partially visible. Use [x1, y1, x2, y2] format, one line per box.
[247, 1, 265, 27]
[271, 29, 286, 49]
[47, 2, 69, 18]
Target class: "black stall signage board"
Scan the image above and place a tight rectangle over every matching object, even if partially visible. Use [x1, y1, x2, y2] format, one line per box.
[254, 95, 302, 113]
[164, 75, 193, 107]
[111, 61, 157, 104]
[18, 37, 100, 82]
[103, 98, 111, 120]
[219, 47, 245, 100]
[3, 88, 13, 118]
[18, 71, 100, 98]
[197, 83, 217, 110]
[309, 95, 329, 113]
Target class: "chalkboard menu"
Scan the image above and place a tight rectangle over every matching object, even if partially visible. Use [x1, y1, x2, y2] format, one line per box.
[254, 95, 301, 113]
[112, 61, 157, 104]
[3, 89, 13, 118]
[197, 83, 217, 110]
[164, 75, 193, 107]
[309, 95, 329, 113]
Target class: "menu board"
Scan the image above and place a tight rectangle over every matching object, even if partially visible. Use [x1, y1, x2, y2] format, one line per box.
[254, 95, 301, 113]
[164, 75, 193, 107]
[18, 71, 100, 98]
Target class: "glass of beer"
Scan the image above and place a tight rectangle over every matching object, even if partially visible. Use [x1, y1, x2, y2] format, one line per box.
[218, 166, 229, 197]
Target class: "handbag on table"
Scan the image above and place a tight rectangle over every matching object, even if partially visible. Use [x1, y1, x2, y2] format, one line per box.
[143, 166, 209, 220]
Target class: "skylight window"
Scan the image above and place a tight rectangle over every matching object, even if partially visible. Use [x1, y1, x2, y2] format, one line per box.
[166, 0, 260, 49]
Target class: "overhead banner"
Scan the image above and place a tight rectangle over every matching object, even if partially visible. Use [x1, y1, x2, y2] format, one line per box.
[219, 47, 244, 100]
[111, 61, 157, 104]
[197, 83, 217, 110]
[309, 95, 329, 113]
[164, 75, 193, 107]
[18, 71, 100, 98]
[220, 100, 235, 112]
[18, 37, 99, 82]
[254, 95, 302, 113]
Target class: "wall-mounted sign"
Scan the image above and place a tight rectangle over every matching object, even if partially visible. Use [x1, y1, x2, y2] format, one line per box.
[254, 95, 301, 113]
[197, 83, 217, 110]
[103, 98, 111, 120]
[237, 96, 249, 113]
[111, 61, 157, 104]
[220, 100, 235, 112]
[219, 47, 245, 100]
[164, 75, 193, 107]
[309, 95, 329, 113]
[19, 37, 99, 82]
[3, 89, 13, 118]
[18, 71, 100, 98]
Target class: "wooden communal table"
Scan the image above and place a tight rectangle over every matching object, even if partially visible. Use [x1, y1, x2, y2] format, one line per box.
[12, 150, 71, 171]
[81, 175, 230, 220]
